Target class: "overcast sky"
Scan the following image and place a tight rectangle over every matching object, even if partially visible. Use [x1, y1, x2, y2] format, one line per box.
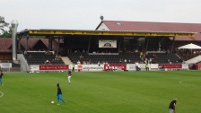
[1, 0, 201, 31]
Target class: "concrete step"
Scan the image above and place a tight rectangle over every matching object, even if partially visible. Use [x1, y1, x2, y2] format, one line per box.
[61, 57, 72, 65]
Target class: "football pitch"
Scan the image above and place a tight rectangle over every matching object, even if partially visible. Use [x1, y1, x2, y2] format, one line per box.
[0, 71, 201, 113]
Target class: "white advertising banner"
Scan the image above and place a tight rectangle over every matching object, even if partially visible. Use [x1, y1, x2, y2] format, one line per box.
[29, 65, 39, 72]
[74, 64, 104, 71]
[150, 64, 159, 69]
[126, 64, 136, 71]
[182, 64, 189, 70]
[127, 64, 159, 71]
[99, 40, 117, 48]
[0, 63, 12, 68]
[82, 64, 104, 71]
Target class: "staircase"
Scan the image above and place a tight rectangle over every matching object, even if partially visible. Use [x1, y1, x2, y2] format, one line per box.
[185, 55, 201, 64]
[61, 57, 72, 65]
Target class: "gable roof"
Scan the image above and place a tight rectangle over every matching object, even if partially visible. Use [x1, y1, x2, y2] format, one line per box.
[20, 38, 39, 49]
[0, 38, 58, 52]
[0, 38, 12, 52]
[97, 20, 201, 41]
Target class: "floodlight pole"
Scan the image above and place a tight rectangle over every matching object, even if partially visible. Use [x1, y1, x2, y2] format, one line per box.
[11, 20, 18, 61]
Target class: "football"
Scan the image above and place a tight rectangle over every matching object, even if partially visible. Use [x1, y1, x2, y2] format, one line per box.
[51, 101, 55, 104]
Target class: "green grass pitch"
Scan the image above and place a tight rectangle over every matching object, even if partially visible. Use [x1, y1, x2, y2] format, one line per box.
[0, 71, 201, 113]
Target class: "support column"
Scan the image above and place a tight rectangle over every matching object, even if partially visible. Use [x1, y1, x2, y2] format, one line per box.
[57, 38, 60, 54]
[171, 37, 175, 53]
[49, 37, 52, 50]
[11, 20, 18, 61]
[17, 36, 22, 52]
[26, 35, 29, 52]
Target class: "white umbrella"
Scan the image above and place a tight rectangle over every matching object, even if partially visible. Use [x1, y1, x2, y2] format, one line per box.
[178, 43, 201, 49]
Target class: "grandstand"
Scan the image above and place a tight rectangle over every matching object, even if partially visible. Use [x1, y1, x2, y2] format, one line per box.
[1, 19, 201, 71]
[25, 51, 64, 65]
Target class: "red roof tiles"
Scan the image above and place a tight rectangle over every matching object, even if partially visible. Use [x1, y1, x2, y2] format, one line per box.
[98, 20, 201, 41]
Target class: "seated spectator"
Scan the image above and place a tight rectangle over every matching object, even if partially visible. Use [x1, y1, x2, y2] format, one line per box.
[80, 55, 83, 60]
[77, 60, 81, 64]
[119, 59, 122, 63]
[128, 59, 131, 63]
[89, 59, 92, 64]
[45, 60, 52, 65]
[82, 49, 85, 53]
[152, 54, 158, 59]
[124, 59, 127, 63]
[83, 61, 86, 64]
[28, 54, 32, 59]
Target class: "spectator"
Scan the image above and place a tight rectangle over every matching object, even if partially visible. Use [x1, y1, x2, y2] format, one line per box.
[77, 60, 81, 64]
[153, 54, 158, 59]
[119, 59, 122, 63]
[45, 60, 52, 65]
[124, 59, 127, 63]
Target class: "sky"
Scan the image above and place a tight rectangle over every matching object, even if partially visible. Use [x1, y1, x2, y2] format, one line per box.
[1, 0, 201, 31]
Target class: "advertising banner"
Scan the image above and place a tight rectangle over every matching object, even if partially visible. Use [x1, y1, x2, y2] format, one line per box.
[0, 63, 12, 68]
[126, 64, 136, 71]
[29, 65, 39, 72]
[99, 40, 117, 48]
[158, 64, 182, 69]
[39, 65, 69, 70]
[182, 64, 189, 70]
[127, 64, 159, 71]
[104, 64, 126, 71]
[80, 64, 104, 71]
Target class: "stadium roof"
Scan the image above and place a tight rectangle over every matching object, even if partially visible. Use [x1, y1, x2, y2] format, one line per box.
[96, 20, 201, 41]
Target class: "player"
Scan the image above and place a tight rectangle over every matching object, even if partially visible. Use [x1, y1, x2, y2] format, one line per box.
[0, 71, 4, 85]
[57, 83, 65, 105]
[68, 70, 72, 84]
[168, 98, 178, 113]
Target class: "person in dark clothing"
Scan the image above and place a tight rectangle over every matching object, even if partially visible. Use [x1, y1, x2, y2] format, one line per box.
[169, 98, 178, 113]
[57, 83, 65, 105]
[0, 71, 4, 85]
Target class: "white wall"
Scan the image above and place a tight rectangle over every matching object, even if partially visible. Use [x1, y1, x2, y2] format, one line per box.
[96, 23, 110, 31]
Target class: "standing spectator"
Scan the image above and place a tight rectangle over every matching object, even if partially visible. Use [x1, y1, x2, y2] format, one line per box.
[169, 98, 178, 113]
[145, 63, 149, 71]
[0, 71, 3, 85]
[57, 83, 65, 105]
[72, 63, 75, 72]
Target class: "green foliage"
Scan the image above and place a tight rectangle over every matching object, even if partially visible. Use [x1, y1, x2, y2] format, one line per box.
[0, 16, 11, 37]
[0, 71, 201, 113]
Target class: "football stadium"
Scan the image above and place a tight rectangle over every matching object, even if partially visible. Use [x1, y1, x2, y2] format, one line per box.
[0, 18, 201, 113]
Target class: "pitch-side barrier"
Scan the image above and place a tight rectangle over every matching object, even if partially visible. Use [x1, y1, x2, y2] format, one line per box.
[28, 63, 189, 72]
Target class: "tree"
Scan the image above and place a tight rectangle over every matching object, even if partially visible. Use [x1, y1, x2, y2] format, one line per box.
[0, 16, 11, 37]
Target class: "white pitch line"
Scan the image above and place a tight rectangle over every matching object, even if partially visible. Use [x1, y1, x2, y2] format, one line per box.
[0, 91, 4, 98]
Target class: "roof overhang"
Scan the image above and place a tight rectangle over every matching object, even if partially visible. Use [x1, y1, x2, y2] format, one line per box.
[17, 29, 195, 37]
